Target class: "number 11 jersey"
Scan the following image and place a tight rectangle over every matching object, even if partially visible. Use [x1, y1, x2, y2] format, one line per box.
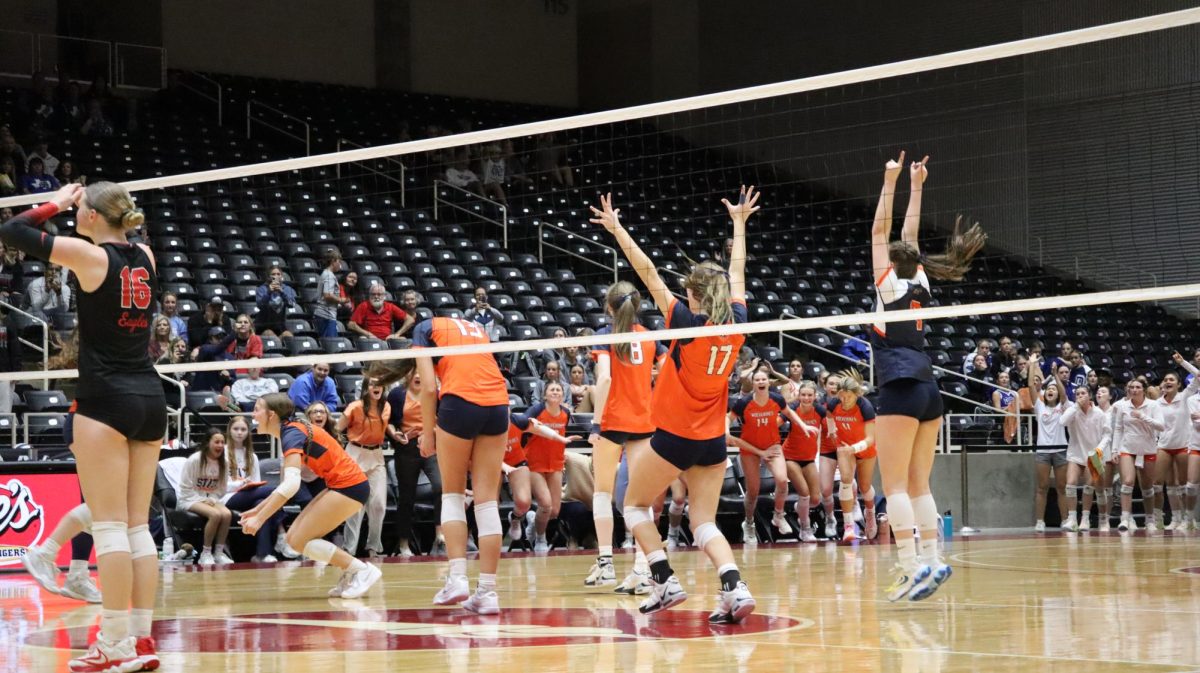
[76, 243, 160, 399]
[652, 298, 748, 441]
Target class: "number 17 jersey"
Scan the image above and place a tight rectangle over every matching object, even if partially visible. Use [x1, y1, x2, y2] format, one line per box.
[76, 243, 160, 399]
[652, 299, 748, 441]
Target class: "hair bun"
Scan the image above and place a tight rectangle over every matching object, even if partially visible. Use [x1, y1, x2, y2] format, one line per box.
[121, 207, 145, 230]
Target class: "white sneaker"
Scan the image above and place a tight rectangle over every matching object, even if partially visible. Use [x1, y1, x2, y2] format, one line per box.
[799, 526, 818, 543]
[275, 534, 300, 559]
[864, 512, 878, 540]
[638, 575, 687, 614]
[1128, 517, 1139, 532]
[614, 569, 651, 595]
[59, 573, 102, 603]
[741, 520, 757, 545]
[709, 581, 756, 624]
[621, 534, 635, 550]
[461, 588, 500, 615]
[214, 550, 234, 565]
[533, 537, 550, 553]
[665, 534, 681, 551]
[251, 555, 278, 563]
[508, 513, 522, 541]
[328, 570, 355, 597]
[68, 634, 139, 673]
[1146, 520, 1159, 533]
[885, 563, 921, 602]
[20, 545, 61, 596]
[434, 574, 470, 605]
[1062, 515, 1078, 532]
[1099, 519, 1111, 532]
[908, 562, 953, 602]
[1164, 518, 1178, 531]
[1079, 516, 1091, 532]
[772, 511, 792, 536]
[198, 551, 215, 566]
[584, 559, 617, 587]
[824, 520, 837, 539]
[1034, 520, 1046, 533]
[340, 563, 382, 599]
[842, 525, 857, 543]
[524, 512, 536, 544]
[1117, 518, 1130, 532]
[394, 544, 414, 558]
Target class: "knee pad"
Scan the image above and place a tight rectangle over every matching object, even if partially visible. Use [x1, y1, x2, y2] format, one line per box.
[1168, 485, 1184, 498]
[474, 501, 501, 538]
[67, 504, 93, 534]
[1120, 484, 1135, 495]
[1143, 485, 1158, 499]
[1064, 484, 1079, 499]
[1082, 485, 1095, 496]
[126, 524, 156, 560]
[822, 495, 835, 507]
[593, 492, 613, 520]
[1187, 483, 1200, 497]
[693, 522, 722, 550]
[302, 538, 337, 563]
[862, 487, 876, 504]
[910, 493, 940, 530]
[668, 499, 686, 516]
[623, 505, 652, 530]
[838, 482, 854, 501]
[441, 493, 467, 525]
[91, 521, 130, 557]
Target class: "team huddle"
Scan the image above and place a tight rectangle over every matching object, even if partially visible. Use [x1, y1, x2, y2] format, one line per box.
[7, 153, 979, 672]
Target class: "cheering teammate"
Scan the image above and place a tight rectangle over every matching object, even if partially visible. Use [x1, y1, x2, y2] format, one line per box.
[591, 187, 756, 623]
[728, 371, 793, 543]
[782, 381, 823, 542]
[241, 393, 381, 599]
[868, 153, 985, 601]
[585, 280, 663, 586]
[828, 369, 878, 542]
[506, 411, 579, 544]
[367, 315, 510, 614]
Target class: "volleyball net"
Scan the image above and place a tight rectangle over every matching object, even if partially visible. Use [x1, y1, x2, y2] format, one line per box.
[0, 8, 1197, 453]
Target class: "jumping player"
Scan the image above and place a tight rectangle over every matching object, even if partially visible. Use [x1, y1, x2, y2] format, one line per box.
[591, 187, 757, 623]
[868, 153, 985, 601]
[366, 315, 510, 614]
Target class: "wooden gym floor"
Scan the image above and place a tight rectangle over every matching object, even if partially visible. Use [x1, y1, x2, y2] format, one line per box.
[6, 532, 1200, 672]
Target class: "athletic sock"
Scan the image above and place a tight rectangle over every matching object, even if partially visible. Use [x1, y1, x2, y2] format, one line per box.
[717, 563, 741, 592]
[646, 549, 672, 584]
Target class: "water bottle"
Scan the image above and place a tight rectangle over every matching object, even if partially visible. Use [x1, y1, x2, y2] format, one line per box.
[942, 510, 954, 540]
[161, 536, 175, 561]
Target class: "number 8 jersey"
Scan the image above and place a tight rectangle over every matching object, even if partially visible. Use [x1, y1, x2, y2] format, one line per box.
[590, 324, 665, 434]
[411, 317, 510, 406]
[76, 243, 160, 399]
[652, 298, 748, 441]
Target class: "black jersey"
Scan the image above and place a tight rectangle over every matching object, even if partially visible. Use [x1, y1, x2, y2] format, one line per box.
[76, 243, 162, 399]
[871, 266, 934, 386]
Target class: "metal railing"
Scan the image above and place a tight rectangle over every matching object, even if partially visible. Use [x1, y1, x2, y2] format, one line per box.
[0, 30, 167, 90]
[433, 179, 508, 248]
[0, 301, 49, 389]
[337, 138, 406, 207]
[537, 221, 618, 283]
[159, 373, 186, 445]
[247, 100, 310, 155]
[179, 71, 223, 125]
[23, 411, 68, 457]
[778, 311, 874, 385]
[113, 41, 166, 89]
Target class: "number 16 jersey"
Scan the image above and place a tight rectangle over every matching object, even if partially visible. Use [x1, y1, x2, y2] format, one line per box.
[76, 243, 160, 399]
[652, 299, 748, 441]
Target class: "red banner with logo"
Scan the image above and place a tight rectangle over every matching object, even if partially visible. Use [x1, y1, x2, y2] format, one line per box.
[0, 472, 88, 567]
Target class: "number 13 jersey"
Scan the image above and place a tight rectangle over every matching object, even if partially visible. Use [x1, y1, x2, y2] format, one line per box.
[411, 317, 510, 406]
[76, 243, 160, 399]
[871, 265, 934, 386]
[652, 298, 748, 441]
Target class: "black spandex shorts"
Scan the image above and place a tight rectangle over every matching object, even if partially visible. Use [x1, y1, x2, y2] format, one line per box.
[436, 394, 508, 439]
[787, 459, 815, 469]
[650, 428, 727, 471]
[600, 429, 653, 445]
[876, 378, 943, 422]
[332, 480, 370, 505]
[75, 393, 168, 443]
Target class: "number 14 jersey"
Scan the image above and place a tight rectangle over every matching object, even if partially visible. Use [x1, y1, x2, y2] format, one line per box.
[76, 243, 160, 399]
[652, 299, 748, 441]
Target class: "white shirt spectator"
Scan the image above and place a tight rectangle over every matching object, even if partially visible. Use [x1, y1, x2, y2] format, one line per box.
[25, 275, 70, 317]
[1034, 398, 1068, 450]
[176, 451, 228, 510]
[231, 375, 279, 407]
[483, 157, 506, 186]
[314, 269, 339, 320]
[445, 166, 480, 189]
[464, 305, 504, 342]
[221, 448, 261, 504]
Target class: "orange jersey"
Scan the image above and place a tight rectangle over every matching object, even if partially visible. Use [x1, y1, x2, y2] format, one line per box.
[521, 402, 570, 472]
[783, 402, 825, 462]
[828, 397, 877, 457]
[651, 299, 748, 440]
[505, 419, 529, 467]
[730, 391, 786, 450]
[412, 317, 509, 407]
[342, 399, 391, 446]
[590, 325, 664, 433]
[281, 421, 366, 490]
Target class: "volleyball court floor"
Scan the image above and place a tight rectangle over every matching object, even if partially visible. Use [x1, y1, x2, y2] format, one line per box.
[6, 530, 1200, 672]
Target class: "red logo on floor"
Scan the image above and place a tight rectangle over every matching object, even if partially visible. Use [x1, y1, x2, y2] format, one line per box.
[31, 607, 802, 652]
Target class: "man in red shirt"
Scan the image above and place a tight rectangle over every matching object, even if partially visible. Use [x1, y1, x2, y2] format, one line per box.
[349, 284, 414, 341]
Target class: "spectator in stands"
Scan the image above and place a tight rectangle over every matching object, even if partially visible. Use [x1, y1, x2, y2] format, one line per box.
[288, 362, 339, 411]
[963, 339, 994, 375]
[219, 415, 284, 563]
[25, 262, 69, 319]
[463, 286, 504, 341]
[0, 158, 17, 197]
[230, 367, 279, 412]
[191, 326, 235, 394]
[0, 241, 25, 303]
[992, 370, 1019, 444]
[965, 353, 995, 405]
[225, 314, 263, 371]
[348, 283, 413, 342]
[187, 296, 234, 347]
[255, 265, 296, 338]
[80, 99, 114, 137]
[339, 270, 366, 323]
[177, 428, 235, 565]
[336, 378, 390, 558]
[304, 400, 334, 434]
[399, 289, 423, 317]
[568, 364, 593, 412]
[57, 82, 85, 130]
[995, 336, 1017, 373]
[1053, 361, 1076, 402]
[535, 133, 573, 187]
[315, 249, 345, 338]
[1011, 353, 1030, 390]
[1086, 369, 1099, 397]
[25, 139, 58, 178]
[148, 315, 173, 361]
[55, 159, 84, 186]
[501, 138, 532, 186]
[480, 144, 509, 206]
[0, 128, 25, 172]
[533, 360, 569, 402]
[1096, 368, 1121, 401]
[1068, 351, 1091, 392]
[159, 291, 187, 342]
[445, 149, 483, 196]
[1029, 353, 1069, 532]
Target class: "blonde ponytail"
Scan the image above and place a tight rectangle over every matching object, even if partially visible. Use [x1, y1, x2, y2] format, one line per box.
[604, 280, 640, 363]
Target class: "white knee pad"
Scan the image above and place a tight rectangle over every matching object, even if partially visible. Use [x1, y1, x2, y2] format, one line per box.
[127, 524, 156, 560]
[838, 482, 854, 501]
[1168, 485, 1184, 499]
[67, 504, 93, 534]
[823, 495, 835, 507]
[862, 487, 876, 504]
[887, 493, 915, 532]
[693, 522, 722, 550]
[593, 492, 613, 520]
[1143, 485, 1158, 499]
[1082, 485, 1095, 496]
[91, 521, 131, 557]
[910, 493, 940, 531]
[302, 538, 337, 563]
[474, 501, 501, 538]
[1064, 484, 1079, 499]
[441, 493, 467, 525]
[668, 499, 686, 516]
[623, 505, 652, 530]
[1187, 483, 1200, 497]
[1120, 484, 1135, 495]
